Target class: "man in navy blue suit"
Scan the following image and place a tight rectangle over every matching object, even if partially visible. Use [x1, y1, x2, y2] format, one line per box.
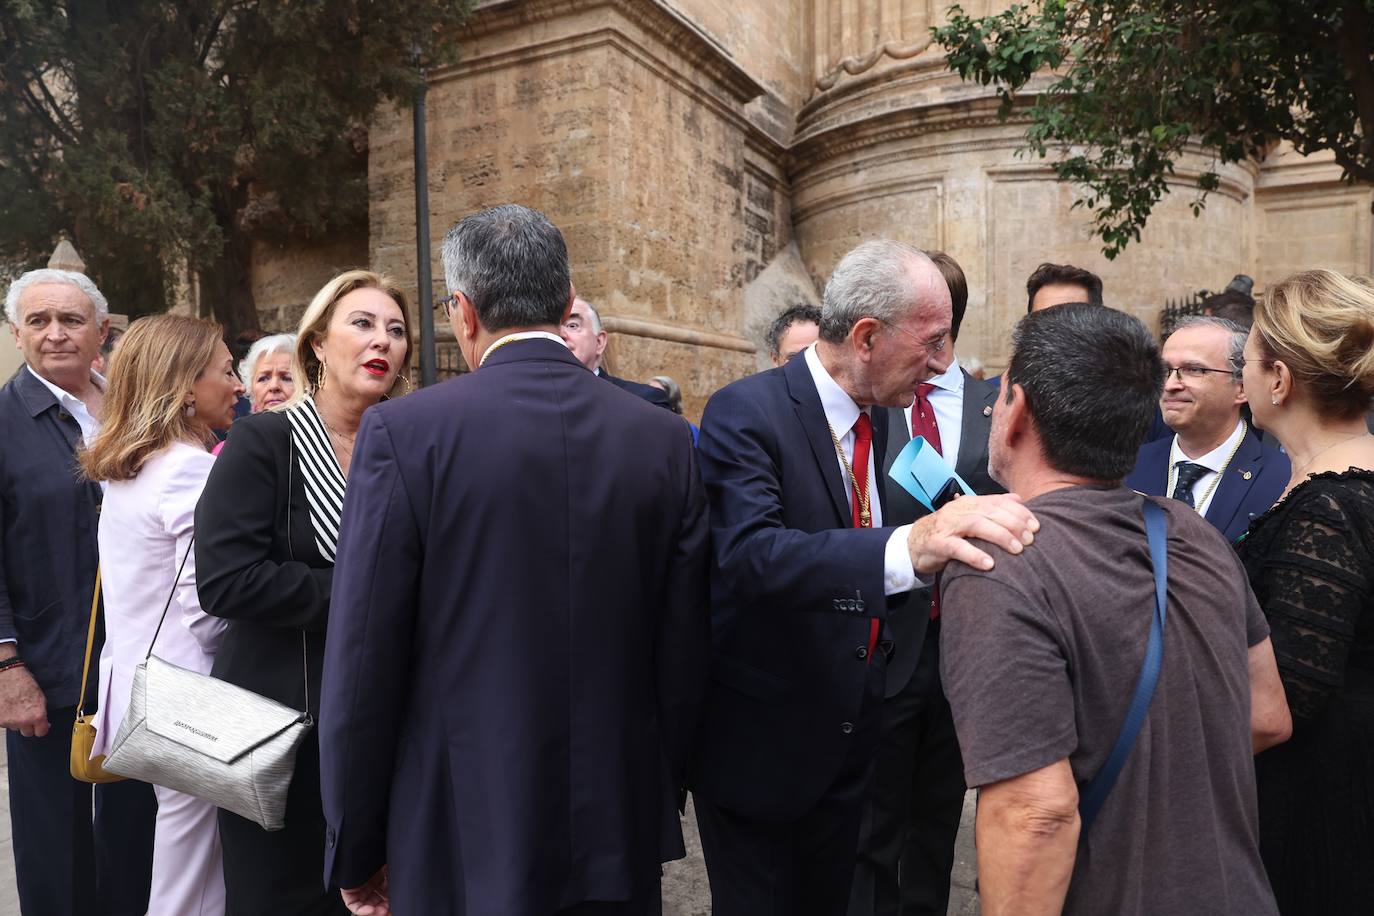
[319, 204, 710, 915]
[691, 240, 1040, 916]
[1126, 316, 1289, 541]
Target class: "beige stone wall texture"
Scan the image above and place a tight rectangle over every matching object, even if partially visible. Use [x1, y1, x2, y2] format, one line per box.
[250, 233, 370, 333]
[352, 0, 1373, 418]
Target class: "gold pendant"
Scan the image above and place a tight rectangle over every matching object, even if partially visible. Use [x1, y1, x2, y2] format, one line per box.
[860, 508, 871, 527]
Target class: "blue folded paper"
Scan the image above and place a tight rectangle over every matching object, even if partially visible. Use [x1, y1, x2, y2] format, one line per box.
[887, 436, 973, 512]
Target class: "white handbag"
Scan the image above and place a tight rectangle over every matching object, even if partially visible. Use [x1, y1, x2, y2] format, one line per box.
[102, 539, 314, 831]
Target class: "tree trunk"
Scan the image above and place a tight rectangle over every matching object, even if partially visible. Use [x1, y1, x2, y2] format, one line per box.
[199, 229, 260, 337]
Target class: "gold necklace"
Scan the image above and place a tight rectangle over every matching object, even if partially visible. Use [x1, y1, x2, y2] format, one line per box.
[1293, 431, 1370, 478]
[1169, 420, 1247, 512]
[827, 420, 871, 527]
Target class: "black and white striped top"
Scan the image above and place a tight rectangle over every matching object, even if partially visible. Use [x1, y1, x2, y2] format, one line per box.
[284, 398, 346, 563]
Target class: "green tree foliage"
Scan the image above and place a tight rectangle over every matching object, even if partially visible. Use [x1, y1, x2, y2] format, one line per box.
[934, 1, 1374, 258]
[0, 1, 471, 331]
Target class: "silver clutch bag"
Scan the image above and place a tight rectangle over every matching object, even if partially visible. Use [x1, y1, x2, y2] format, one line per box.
[103, 655, 313, 831]
[101, 536, 313, 832]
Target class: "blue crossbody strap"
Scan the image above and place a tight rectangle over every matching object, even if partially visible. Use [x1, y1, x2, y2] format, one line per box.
[1078, 497, 1169, 832]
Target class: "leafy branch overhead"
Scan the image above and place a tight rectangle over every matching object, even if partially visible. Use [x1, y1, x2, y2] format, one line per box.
[933, 0, 1374, 258]
[0, 1, 471, 331]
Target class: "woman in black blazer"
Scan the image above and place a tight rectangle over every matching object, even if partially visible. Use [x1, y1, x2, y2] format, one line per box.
[195, 270, 412, 915]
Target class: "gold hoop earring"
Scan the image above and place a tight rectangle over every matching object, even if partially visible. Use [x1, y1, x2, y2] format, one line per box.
[316, 357, 327, 393]
[400, 374, 413, 395]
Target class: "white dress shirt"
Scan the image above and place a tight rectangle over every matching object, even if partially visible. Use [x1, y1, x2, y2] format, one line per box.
[1168, 419, 1247, 517]
[803, 345, 917, 596]
[90, 442, 226, 759]
[27, 364, 104, 445]
[902, 356, 964, 463]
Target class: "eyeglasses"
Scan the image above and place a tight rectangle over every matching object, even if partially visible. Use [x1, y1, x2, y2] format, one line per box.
[1163, 363, 1234, 381]
[878, 319, 949, 356]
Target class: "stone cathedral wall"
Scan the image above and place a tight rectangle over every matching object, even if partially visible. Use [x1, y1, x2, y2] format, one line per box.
[344, 0, 1373, 419]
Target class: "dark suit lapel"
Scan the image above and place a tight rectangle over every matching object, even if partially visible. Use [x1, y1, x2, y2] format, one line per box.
[783, 355, 850, 527]
[954, 371, 995, 482]
[1205, 426, 1263, 536]
[15, 366, 82, 454]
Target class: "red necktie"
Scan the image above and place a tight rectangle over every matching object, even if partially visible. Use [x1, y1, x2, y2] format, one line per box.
[851, 412, 873, 529]
[850, 413, 880, 661]
[911, 383, 943, 455]
[911, 384, 943, 619]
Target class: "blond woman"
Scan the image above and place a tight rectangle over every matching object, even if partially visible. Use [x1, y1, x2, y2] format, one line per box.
[81, 314, 245, 916]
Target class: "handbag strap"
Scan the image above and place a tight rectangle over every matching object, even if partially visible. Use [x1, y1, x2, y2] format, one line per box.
[146, 537, 196, 660]
[75, 566, 102, 718]
[1078, 497, 1169, 832]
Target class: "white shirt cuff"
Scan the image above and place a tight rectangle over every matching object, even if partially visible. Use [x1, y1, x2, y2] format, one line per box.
[884, 524, 923, 595]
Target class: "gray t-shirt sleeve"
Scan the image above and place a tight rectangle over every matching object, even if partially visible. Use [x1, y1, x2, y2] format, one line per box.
[939, 571, 1078, 788]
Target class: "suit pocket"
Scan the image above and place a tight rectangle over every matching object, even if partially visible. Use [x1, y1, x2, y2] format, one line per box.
[15, 598, 60, 622]
[712, 655, 791, 703]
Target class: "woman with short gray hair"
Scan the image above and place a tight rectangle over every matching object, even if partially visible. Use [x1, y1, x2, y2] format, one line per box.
[238, 333, 297, 413]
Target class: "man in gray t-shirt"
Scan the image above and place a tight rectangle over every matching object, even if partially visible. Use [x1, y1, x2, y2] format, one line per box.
[939, 304, 1290, 915]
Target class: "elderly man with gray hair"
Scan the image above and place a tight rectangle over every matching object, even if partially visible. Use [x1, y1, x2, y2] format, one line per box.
[690, 239, 1039, 915]
[0, 269, 156, 914]
[1125, 315, 1289, 541]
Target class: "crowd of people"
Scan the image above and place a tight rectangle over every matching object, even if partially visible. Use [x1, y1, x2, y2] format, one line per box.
[0, 202, 1371, 916]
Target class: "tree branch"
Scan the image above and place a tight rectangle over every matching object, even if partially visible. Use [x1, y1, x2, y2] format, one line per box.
[1335, 1, 1374, 164]
[15, 80, 78, 146]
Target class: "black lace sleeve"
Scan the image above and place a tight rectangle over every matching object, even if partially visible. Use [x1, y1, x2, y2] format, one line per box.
[1249, 485, 1374, 723]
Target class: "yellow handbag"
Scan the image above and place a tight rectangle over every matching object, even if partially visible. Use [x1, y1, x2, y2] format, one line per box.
[70, 567, 124, 784]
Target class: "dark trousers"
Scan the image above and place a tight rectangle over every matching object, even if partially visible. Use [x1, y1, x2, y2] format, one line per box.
[696, 664, 885, 916]
[849, 622, 966, 916]
[7, 704, 156, 916]
[553, 879, 664, 916]
[219, 730, 347, 916]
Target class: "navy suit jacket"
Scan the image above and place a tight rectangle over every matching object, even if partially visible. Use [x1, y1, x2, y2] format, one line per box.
[880, 371, 1003, 697]
[0, 367, 103, 708]
[597, 367, 672, 409]
[690, 353, 910, 821]
[319, 338, 710, 915]
[1125, 423, 1289, 543]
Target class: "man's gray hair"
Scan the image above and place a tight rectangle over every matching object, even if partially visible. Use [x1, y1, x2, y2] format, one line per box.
[440, 204, 571, 331]
[820, 240, 933, 343]
[4, 269, 110, 326]
[1170, 315, 1246, 381]
[239, 333, 297, 384]
[577, 299, 603, 334]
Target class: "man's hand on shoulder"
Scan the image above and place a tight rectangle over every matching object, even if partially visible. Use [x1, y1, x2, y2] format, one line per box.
[907, 493, 1038, 577]
[0, 660, 49, 737]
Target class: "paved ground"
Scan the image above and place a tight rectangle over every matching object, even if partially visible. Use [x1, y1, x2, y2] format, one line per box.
[0, 741, 977, 916]
[663, 792, 981, 916]
[0, 743, 18, 916]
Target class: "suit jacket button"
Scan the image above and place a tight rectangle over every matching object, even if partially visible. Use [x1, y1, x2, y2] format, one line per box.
[855, 646, 868, 659]
[840, 722, 854, 735]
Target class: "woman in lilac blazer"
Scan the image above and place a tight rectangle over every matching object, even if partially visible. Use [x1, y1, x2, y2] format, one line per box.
[81, 314, 244, 916]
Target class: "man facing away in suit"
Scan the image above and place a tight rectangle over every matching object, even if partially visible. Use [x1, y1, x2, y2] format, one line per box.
[1125, 316, 1289, 542]
[691, 240, 1040, 916]
[319, 204, 711, 916]
[850, 252, 1002, 916]
[560, 296, 672, 409]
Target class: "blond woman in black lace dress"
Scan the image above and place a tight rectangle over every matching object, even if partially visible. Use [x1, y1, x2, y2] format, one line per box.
[1237, 269, 1374, 915]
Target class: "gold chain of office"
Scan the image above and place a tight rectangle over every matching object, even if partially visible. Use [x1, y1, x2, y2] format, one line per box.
[828, 421, 871, 527]
[1169, 421, 1247, 511]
